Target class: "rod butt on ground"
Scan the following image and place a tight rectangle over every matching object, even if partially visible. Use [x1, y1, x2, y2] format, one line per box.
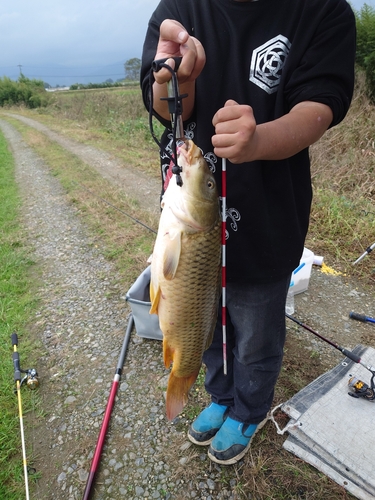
[81, 315, 134, 500]
[350, 311, 375, 324]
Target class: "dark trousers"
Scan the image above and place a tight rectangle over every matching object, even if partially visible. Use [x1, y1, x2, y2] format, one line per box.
[203, 276, 290, 425]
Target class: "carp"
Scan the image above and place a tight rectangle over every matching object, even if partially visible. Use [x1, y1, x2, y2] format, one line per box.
[150, 139, 221, 420]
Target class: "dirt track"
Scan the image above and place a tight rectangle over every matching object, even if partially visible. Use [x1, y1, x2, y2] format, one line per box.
[2, 112, 374, 500]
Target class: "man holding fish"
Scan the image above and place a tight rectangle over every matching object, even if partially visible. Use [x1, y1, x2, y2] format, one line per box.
[141, 0, 356, 465]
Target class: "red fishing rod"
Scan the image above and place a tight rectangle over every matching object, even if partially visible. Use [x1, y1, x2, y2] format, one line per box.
[82, 314, 134, 500]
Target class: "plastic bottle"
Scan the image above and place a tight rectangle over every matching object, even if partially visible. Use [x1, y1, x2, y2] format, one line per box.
[285, 282, 295, 315]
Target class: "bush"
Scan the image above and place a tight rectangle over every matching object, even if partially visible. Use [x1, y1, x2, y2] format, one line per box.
[0, 74, 50, 108]
[355, 4, 375, 102]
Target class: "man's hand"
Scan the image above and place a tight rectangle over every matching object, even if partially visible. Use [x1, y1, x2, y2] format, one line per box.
[152, 19, 205, 121]
[212, 100, 258, 164]
[212, 100, 333, 163]
[154, 19, 206, 85]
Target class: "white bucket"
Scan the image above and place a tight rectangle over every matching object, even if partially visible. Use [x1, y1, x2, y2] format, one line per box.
[290, 247, 314, 295]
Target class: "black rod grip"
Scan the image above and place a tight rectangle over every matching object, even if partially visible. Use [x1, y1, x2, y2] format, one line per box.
[349, 312, 367, 323]
[11, 332, 18, 346]
[341, 348, 361, 364]
[13, 352, 21, 382]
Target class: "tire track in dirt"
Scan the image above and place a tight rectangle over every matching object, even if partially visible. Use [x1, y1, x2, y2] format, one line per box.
[4, 112, 161, 213]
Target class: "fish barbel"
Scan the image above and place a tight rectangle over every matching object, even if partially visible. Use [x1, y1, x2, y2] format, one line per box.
[150, 139, 221, 420]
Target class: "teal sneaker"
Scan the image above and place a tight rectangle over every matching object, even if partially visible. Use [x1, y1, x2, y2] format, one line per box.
[188, 403, 229, 446]
[208, 416, 267, 465]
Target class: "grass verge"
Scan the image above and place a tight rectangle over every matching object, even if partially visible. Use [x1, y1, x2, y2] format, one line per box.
[3, 117, 157, 291]
[0, 128, 39, 500]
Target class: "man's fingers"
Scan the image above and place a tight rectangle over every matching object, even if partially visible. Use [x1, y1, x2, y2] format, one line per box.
[160, 19, 189, 44]
[224, 99, 239, 107]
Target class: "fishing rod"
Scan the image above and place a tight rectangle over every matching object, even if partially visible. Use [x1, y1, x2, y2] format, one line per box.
[349, 311, 375, 325]
[286, 313, 375, 401]
[82, 314, 133, 500]
[11, 333, 39, 500]
[352, 241, 375, 265]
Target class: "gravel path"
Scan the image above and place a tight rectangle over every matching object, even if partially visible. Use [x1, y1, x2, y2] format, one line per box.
[3, 112, 161, 213]
[0, 117, 239, 500]
[1, 114, 375, 500]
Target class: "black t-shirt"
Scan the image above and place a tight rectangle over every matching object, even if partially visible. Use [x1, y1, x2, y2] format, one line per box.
[141, 0, 356, 283]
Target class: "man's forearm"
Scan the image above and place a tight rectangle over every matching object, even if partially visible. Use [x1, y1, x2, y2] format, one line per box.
[253, 101, 333, 162]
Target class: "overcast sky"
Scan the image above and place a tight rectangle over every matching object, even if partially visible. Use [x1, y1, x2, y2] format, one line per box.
[0, 0, 160, 81]
[0, 0, 373, 83]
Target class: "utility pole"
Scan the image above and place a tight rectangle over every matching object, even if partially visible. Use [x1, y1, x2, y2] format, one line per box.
[17, 64, 22, 75]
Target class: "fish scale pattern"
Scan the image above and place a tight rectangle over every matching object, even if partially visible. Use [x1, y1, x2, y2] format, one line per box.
[160, 219, 221, 378]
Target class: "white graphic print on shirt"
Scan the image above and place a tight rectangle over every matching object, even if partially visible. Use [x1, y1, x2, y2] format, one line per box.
[250, 34, 291, 94]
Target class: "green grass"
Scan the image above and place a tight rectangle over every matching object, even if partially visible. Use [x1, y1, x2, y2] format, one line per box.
[0, 129, 38, 499]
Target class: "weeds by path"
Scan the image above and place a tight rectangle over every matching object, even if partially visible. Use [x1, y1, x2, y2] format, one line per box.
[0, 126, 39, 500]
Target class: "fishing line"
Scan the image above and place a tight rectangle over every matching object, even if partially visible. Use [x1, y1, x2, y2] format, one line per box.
[71, 181, 157, 234]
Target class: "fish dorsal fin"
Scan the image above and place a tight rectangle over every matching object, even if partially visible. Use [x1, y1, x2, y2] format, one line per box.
[163, 228, 182, 280]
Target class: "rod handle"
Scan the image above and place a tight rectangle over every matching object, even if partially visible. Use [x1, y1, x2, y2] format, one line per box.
[349, 312, 368, 323]
[341, 348, 361, 364]
[13, 352, 21, 382]
[11, 332, 19, 346]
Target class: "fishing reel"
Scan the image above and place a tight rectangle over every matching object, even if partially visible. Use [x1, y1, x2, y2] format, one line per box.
[15, 368, 40, 392]
[348, 375, 375, 401]
[21, 368, 39, 390]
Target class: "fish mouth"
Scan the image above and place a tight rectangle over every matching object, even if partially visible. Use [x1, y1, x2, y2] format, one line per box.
[177, 139, 201, 168]
[177, 140, 189, 165]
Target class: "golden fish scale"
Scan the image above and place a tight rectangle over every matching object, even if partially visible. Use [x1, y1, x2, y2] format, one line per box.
[159, 220, 221, 377]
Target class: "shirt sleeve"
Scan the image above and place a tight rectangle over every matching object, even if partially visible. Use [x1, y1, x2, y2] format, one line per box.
[284, 0, 356, 127]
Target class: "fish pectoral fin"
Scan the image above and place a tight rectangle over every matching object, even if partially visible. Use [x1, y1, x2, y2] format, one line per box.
[163, 230, 182, 280]
[149, 279, 160, 315]
[166, 369, 200, 421]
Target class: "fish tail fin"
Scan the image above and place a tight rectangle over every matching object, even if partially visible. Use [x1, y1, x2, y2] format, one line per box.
[166, 369, 199, 421]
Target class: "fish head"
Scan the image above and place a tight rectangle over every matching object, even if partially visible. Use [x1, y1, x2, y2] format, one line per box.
[177, 139, 219, 205]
